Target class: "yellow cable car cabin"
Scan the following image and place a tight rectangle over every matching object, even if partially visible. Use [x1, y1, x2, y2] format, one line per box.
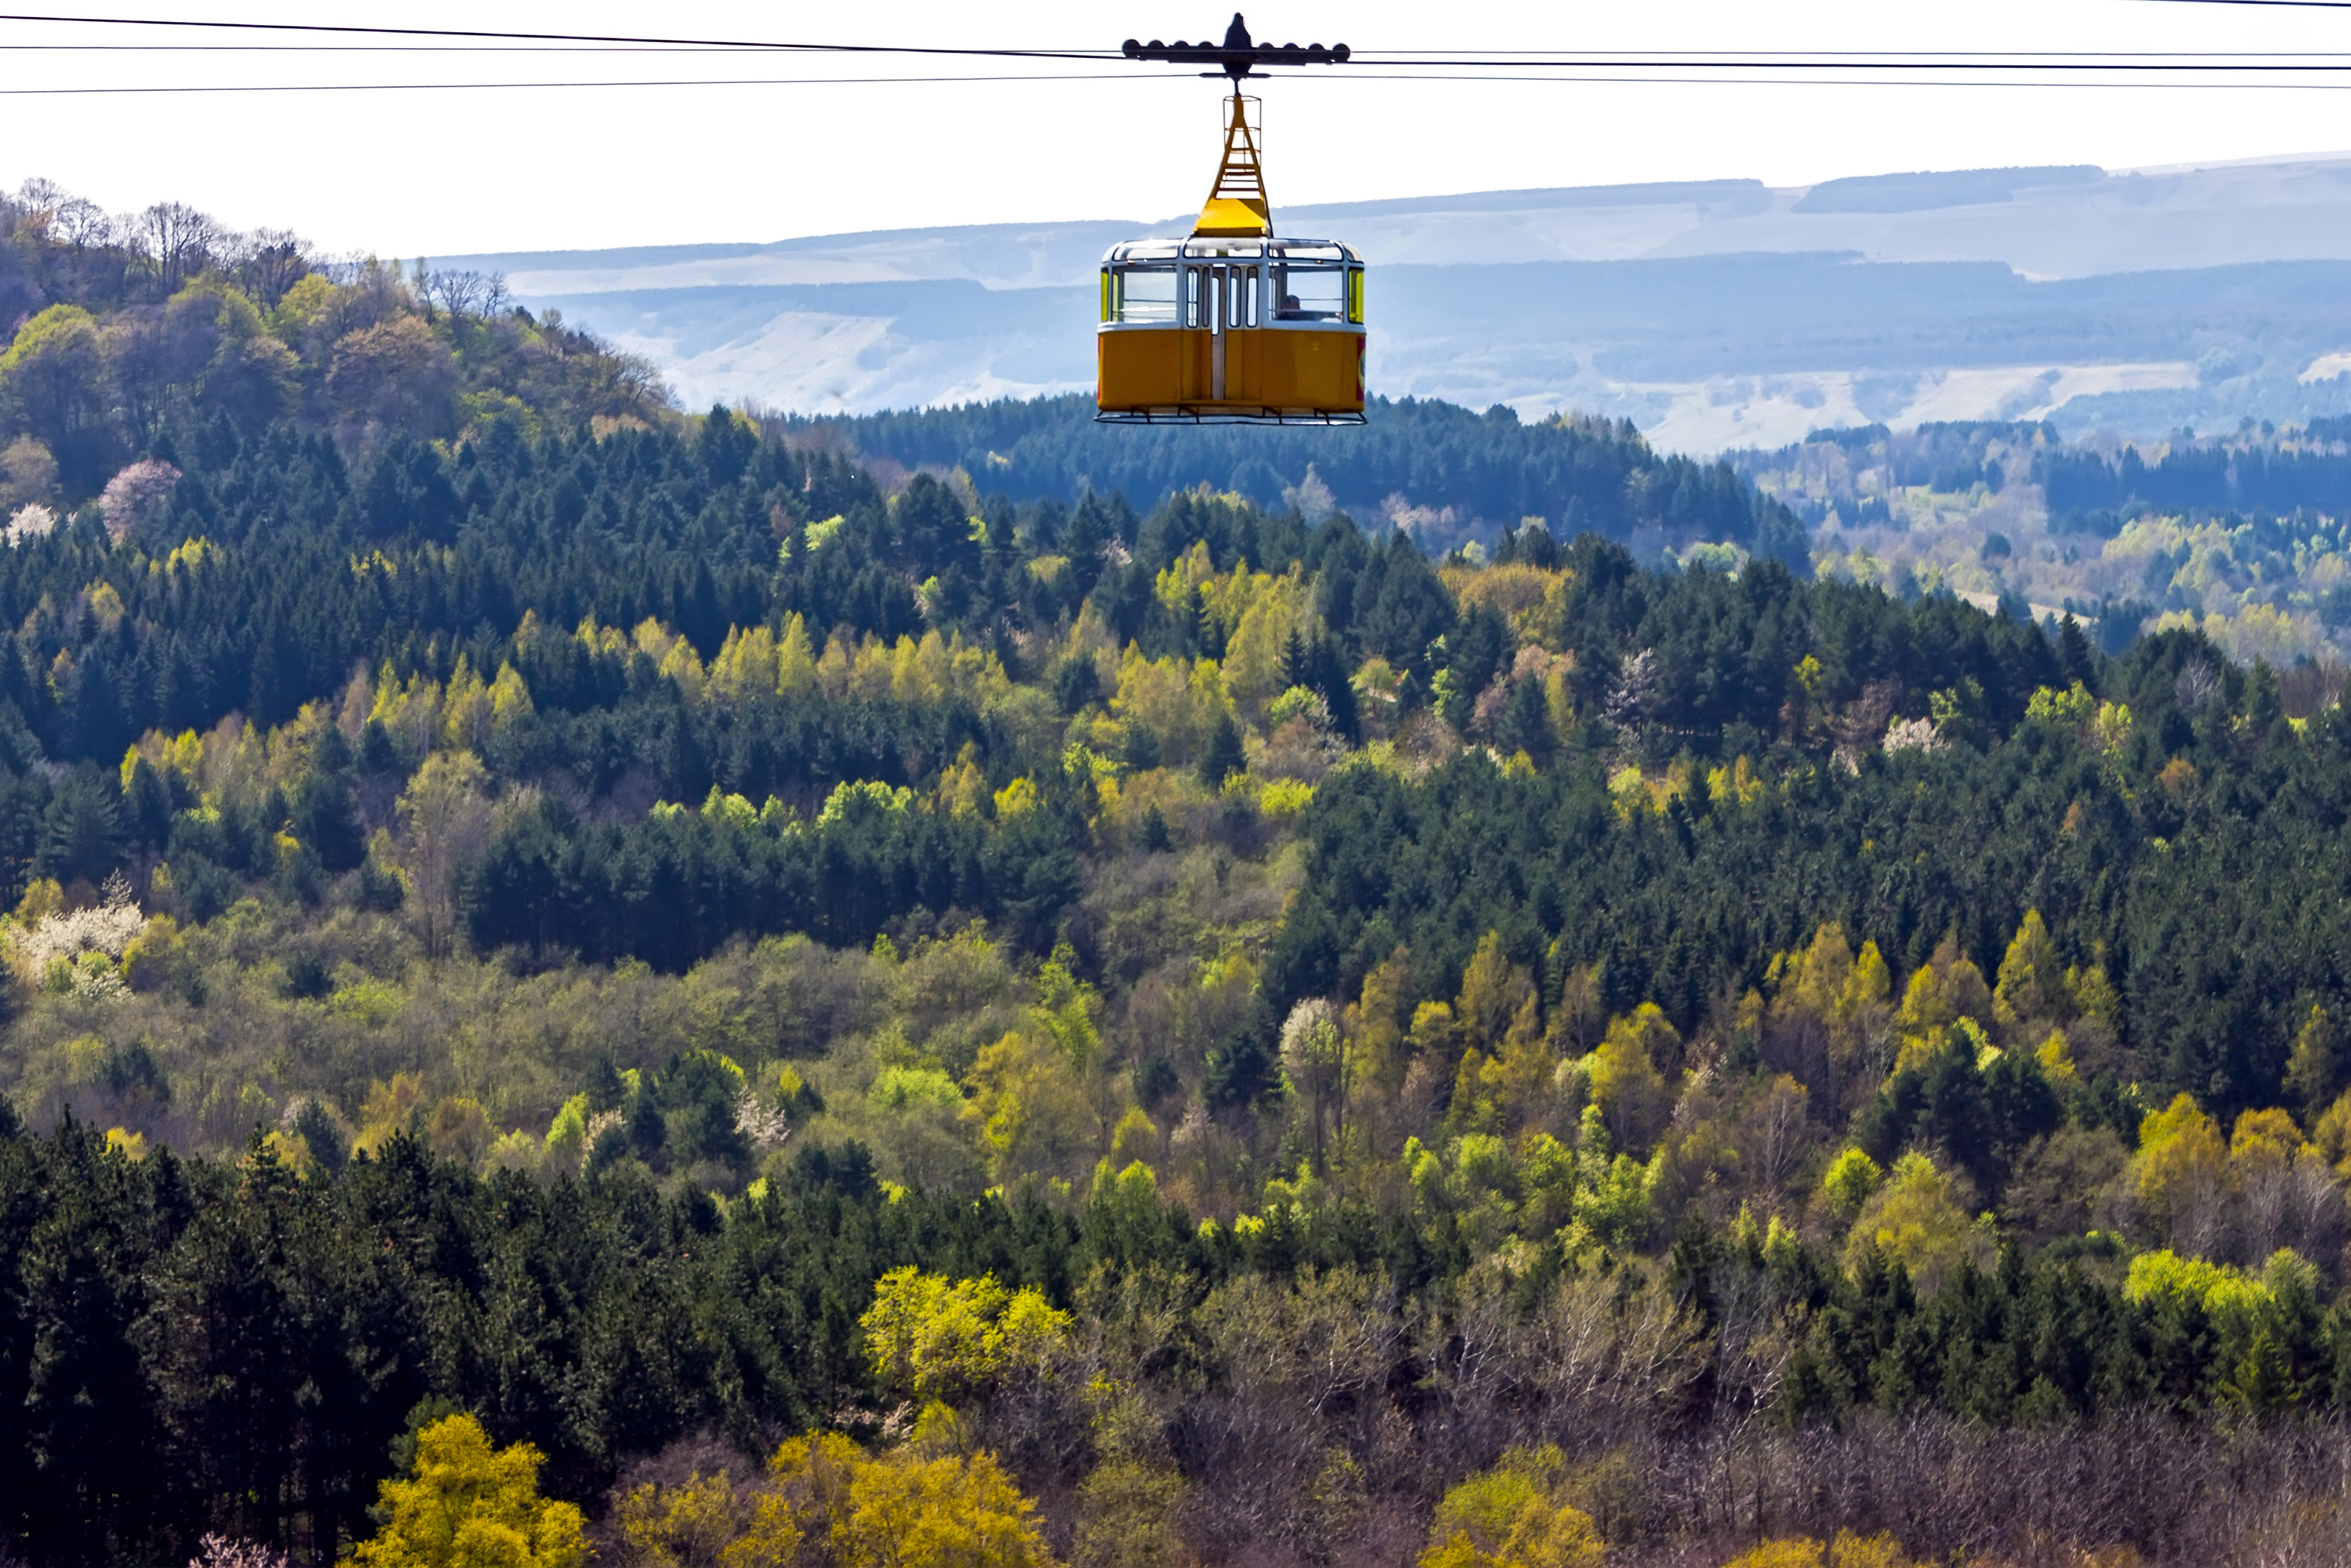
[1096, 93, 1365, 424]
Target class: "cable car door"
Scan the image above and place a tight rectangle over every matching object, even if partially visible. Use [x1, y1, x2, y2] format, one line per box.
[1195, 262, 1258, 403]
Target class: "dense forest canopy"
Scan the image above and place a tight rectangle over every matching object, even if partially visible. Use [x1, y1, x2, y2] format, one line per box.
[10, 179, 2351, 1567]
[776, 392, 1811, 568]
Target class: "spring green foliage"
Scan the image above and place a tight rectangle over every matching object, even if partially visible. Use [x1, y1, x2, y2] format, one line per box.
[1718, 1535, 1924, 1568]
[20, 184, 2351, 1568]
[1420, 1446, 1606, 1568]
[861, 1267, 1071, 1405]
[353, 1415, 587, 1568]
[610, 1432, 1056, 1568]
[0, 185, 664, 499]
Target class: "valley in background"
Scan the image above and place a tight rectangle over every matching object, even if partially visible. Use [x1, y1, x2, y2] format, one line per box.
[441, 154, 2351, 450]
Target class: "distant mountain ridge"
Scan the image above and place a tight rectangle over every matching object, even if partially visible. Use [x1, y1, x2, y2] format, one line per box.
[445, 154, 2351, 286]
[437, 153, 2351, 451]
[1790, 165, 2105, 214]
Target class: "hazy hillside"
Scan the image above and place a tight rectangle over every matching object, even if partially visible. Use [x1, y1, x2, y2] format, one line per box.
[770, 391, 2351, 671]
[451, 158, 2351, 290]
[1722, 417, 2351, 666]
[777, 392, 1804, 566]
[447, 154, 2351, 448]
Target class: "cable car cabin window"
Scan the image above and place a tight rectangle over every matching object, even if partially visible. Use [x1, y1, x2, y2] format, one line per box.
[1227, 267, 1259, 328]
[1110, 267, 1179, 325]
[1272, 266, 1346, 321]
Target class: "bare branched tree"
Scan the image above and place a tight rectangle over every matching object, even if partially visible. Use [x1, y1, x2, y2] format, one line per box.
[20, 182, 118, 250]
[137, 201, 218, 292]
[2176, 655, 2222, 711]
[423, 268, 510, 318]
[222, 227, 314, 307]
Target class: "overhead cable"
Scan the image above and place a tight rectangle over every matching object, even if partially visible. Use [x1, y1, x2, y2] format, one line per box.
[2133, 0, 2351, 9]
[0, 71, 1160, 94]
[2, 11, 2348, 90]
[1, 12, 2347, 69]
[0, 12, 1117, 57]
[5, 70, 2350, 94]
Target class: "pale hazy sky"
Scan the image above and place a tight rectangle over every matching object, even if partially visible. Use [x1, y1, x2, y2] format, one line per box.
[4, 0, 2351, 259]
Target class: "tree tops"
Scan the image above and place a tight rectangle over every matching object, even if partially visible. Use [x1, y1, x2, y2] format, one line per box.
[355, 1416, 587, 1568]
[0, 177, 667, 501]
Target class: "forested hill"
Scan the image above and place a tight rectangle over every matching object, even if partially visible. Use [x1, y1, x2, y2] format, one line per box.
[1721, 417, 2351, 673]
[779, 391, 1811, 565]
[16, 181, 2351, 1568]
[0, 182, 667, 501]
[2037, 416, 2351, 514]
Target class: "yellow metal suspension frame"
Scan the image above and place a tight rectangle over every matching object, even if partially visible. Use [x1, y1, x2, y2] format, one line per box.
[1193, 93, 1271, 238]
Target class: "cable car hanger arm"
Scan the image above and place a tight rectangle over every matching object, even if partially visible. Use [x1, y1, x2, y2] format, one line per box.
[1124, 13, 1349, 80]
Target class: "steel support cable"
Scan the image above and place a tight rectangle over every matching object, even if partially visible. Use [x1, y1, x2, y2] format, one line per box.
[1287, 53, 2351, 69]
[0, 42, 1154, 51]
[0, 11, 1121, 56]
[1, 12, 2347, 67]
[2, 42, 2346, 61]
[1325, 70, 2351, 86]
[7, 70, 2351, 94]
[2, 12, 2349, 90]
[0, 71, 1168, 94]
[2135, 0, 2351, 9]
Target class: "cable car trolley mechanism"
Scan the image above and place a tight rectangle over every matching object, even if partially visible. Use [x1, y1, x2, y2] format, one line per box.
[1098, 16, 1365, 425]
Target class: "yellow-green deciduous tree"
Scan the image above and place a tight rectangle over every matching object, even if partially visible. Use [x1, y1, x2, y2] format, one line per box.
[0, 305, 108, 458]
[1719, 1530, 1922, 1568]
[862, 1267, 1072, 1407]
[614, 1470, 784, 1568]
[612, 1435, 1059, 1568]
[1889, 936, 1993, 1075]
[394, 749, 492, 960]
[766, 1432, 1056, 1568]
[1991, 908, 2069, 1040]
[2284, 1004, 2346, 1113]
[831, 1443, 1055, 1568]
[1419, 1445, 1604, 1568]
[2131, 1092, 2229, 1251]
[963, 1029, 1091, 1189]
[1820, 1148, 1882, 1225]
[1844, 1150, 1989, 1297]
[1347, 946, 1414, 1097]
[1073, 1456, 1187, 1568]
[1583, 1004, 1677, 1156]
[353, 1414, 586, 1568]
[1764, 922, 1894, 1093]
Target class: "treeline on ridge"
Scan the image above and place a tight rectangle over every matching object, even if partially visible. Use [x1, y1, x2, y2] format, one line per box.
[774, 391, 1811, 565]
